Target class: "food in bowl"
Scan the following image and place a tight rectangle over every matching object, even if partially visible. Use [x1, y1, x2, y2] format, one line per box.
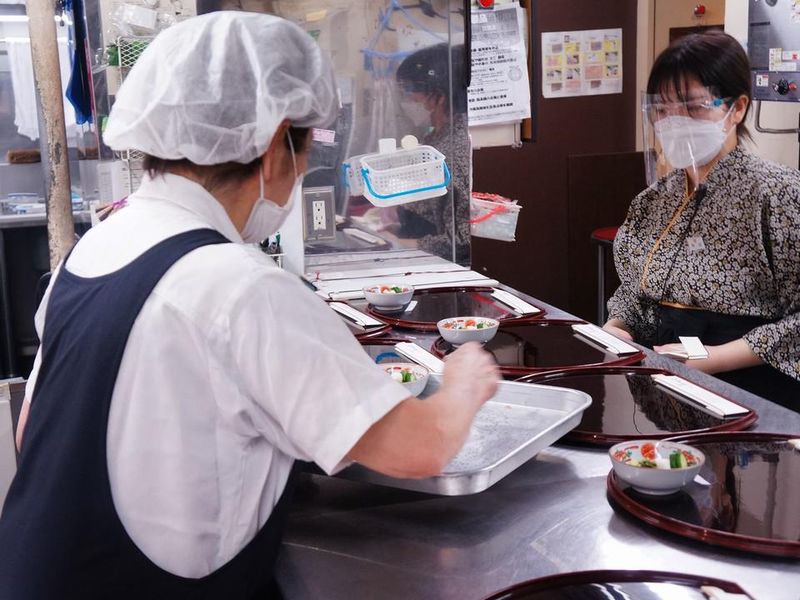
[609, 440, 705, 495]
[363, 284, 414, 311]
[613, 442, 699, 470]
[383, 363, 429, 397]
[376, 285, 408, 294]
[436, 317, 499, 345]
[386, 365, 419, 383]
[439, 318, 495, 331]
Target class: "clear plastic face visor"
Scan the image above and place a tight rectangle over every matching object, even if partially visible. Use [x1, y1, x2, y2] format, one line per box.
[641, 89, 736, 188]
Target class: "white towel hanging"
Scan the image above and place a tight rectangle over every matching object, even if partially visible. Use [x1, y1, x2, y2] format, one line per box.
[6, 37, 77, 141]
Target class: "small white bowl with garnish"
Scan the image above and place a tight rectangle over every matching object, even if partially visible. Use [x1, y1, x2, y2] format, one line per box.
[363, 284, 414, 312]
[609, 440, 705, 495]
[383, 363, 429, 397]
[436, 316, 499, 345]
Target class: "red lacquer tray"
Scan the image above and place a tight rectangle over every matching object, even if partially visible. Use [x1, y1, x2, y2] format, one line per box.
[366, 287, 546, 331]
[518, 367, 757, 446]
[483, 569, 754, 599]
[430, 321, 644, 376]
[342, 318, 393, 341]
[607, 432, 800, 558]
[325, 300, 394, 341]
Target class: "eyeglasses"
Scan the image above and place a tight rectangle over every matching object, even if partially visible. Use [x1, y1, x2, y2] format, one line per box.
[644, 97, 731, 122]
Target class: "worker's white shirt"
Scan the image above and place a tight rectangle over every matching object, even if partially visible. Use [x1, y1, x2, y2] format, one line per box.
[26, 174, 409, 577]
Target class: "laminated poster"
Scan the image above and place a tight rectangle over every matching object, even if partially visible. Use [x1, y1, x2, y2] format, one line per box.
[467, 3, 531, 126]
[541, 28, 622, 99]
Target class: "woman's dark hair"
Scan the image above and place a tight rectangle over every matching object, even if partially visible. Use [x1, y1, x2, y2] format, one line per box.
[647, 31, 752, 139]
[396, 43, 467, 114]
[143, 126, 310, 190]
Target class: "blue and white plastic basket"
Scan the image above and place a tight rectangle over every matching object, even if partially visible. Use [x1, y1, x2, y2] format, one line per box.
[357, 145, 450, 207]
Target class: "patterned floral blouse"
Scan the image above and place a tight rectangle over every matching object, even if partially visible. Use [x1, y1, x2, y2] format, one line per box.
[608, 146, 800, 380]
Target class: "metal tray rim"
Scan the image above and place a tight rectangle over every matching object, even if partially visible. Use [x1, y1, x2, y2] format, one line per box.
[336, 377, 592, 495]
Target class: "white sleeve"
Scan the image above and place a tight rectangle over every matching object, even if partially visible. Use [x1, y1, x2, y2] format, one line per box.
[24, 265, 61, 406]
[227, 271, 410, 475]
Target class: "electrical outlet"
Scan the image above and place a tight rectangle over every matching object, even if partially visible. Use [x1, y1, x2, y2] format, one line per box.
[312, 200, 326, 231]
[303, 186, 336, 242]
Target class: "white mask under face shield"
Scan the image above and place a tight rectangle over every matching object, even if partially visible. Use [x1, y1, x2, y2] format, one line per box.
[642, 90, 735, 187]
[400, 99, 431, 128]
[241, 131, 303, 244]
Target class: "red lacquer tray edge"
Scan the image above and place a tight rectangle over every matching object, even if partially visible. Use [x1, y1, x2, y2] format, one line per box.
[516, 366, 758, 445]
[324, 299, 395, 341]
[429, 321, 645, 376]
[357, 337, 415, 346]
[607, 432, 800, 559]
[352, 323, 394, 341]
[482, 569, 752, 600]
[365, 286, 548, 331]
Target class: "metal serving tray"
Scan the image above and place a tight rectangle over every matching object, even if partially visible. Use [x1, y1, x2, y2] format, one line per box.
[336, 376, 592, 496]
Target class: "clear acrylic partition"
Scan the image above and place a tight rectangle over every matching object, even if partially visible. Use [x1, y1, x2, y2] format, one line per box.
[271, 0, 471, 266]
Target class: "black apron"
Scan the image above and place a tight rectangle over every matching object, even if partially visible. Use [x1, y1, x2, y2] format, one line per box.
[0, 229, 298, 599]
[649, 305, 800, 411]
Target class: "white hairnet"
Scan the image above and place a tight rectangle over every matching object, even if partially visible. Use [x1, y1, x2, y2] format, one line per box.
[103, 12, 338, 164]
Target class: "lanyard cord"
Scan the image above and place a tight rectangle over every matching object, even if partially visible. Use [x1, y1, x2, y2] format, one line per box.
[643, 178, 708, 344]
[658, 183, 707, 303]
[639, 175, 692, 294]
[639, 175, 708, 295]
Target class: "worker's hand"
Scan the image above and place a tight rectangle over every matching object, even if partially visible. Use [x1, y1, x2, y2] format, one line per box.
[442, 342, 500, 408]
[602, 319, 634, 342]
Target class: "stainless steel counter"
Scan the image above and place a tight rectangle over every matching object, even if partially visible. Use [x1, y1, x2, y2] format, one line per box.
[0, 211, 92, 229]
[277, 291, 800, 600]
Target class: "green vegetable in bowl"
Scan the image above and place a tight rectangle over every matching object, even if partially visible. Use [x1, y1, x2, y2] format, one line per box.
[669, 450, 688, 469]
[391, 286, 403, 294]
[387, 366, 417, 384]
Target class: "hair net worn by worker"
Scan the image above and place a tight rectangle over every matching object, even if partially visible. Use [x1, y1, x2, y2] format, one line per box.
[103, 12, 338, 165]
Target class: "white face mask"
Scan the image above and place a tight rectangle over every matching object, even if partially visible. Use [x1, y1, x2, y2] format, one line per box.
[401, 100, 431, 128]
[240, 132, 302, 244]
[653, 112, 731, 170]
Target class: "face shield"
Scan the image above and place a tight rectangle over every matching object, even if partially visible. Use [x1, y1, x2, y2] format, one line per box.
[641, 88, 736, 188]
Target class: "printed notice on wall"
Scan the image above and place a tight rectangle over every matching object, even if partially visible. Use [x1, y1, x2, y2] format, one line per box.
[541, 28, 622, 99]
[467, 3, 531, 126]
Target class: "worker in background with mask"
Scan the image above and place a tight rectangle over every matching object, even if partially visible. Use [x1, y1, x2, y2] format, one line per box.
[395, 43, 471, 264]
[0, 13, 499, 598]
[603, 31, 800, 409]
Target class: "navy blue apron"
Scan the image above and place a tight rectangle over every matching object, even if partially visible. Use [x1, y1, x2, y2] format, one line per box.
[0, 229, 299, 599]
[651, 305, 800, 412]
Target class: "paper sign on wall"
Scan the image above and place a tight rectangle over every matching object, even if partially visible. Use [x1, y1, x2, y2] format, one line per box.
[468, 3, 531, 126]
[541, 28, 623, 98]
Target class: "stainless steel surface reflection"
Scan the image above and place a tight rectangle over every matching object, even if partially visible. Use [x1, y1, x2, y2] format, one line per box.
[278, 291, 800, 600]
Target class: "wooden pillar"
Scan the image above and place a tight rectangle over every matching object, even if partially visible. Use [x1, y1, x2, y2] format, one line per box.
[27, 0, 74, 269]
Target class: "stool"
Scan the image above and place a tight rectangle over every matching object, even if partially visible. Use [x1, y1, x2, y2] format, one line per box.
[590, 226, 619, 326]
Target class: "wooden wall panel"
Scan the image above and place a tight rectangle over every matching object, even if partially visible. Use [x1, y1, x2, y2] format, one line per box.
[567, 151, 646, 322]
[471, 0, 639, 310]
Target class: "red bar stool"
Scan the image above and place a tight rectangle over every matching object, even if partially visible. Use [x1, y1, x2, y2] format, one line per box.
[590, 226, 619, 326]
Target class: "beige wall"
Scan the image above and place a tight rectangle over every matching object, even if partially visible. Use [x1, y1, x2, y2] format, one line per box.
[725, 0, 800, 168]
[635, 0, 725, 150]
[653, 0, 725, 56]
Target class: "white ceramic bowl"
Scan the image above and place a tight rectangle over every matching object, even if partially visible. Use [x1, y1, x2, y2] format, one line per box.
[609, 440, 705, 495]
[363, 284, 414, 312]
[383, 362, 429, 397]
[436, 316, 499, 345]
